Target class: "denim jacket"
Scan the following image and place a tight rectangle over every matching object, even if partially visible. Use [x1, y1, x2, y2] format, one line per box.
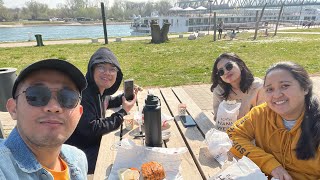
[0, 128, 88, 180]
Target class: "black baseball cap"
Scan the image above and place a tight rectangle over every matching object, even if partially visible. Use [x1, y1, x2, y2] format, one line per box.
[12, 59, 87, 98]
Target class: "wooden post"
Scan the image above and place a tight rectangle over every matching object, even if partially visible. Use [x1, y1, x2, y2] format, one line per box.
[253, 11, 259, 40]
[101, 2, 108, 44]
[213, 12, 217, 41]
[274, 3, 284, 36]
[253, 3, 267, 40]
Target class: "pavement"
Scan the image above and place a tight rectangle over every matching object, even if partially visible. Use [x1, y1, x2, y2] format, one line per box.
[0, 34, 184, 48]
[0, 26, 319, 48]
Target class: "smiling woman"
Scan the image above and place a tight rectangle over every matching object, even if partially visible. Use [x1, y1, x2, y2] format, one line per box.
[227, 61, 320, 180]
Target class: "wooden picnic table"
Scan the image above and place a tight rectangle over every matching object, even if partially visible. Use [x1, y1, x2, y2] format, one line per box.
[0, 112, 16, 138]
[93, 87, 221, 180]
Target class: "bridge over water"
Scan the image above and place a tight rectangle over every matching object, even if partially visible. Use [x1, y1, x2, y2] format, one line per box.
[176, 0, 320, 9]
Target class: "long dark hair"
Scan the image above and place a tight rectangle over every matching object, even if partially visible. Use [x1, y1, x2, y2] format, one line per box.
[210, 53, 254, 99]
[265, 61, 320, 160]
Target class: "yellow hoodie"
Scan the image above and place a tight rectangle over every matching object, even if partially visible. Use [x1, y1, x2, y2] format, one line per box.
[227, 103, 320, 180]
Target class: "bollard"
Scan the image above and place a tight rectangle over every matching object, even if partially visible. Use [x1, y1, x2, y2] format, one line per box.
[28, 32, 32, 41]
[115, 37, 122, 42]
[91, 38, 98, 43]
[34, 34, 44, 46]
[0, 68, 17, 112]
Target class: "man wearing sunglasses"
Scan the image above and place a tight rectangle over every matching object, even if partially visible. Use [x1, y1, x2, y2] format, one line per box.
[0, 59, 88, 179]
[66, 47, 137, 174]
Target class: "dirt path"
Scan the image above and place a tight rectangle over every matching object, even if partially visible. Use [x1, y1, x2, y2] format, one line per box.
[0, 34, 186, 48]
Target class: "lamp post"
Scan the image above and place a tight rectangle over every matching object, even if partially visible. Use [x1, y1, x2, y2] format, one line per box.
[208, 0, 213, 35]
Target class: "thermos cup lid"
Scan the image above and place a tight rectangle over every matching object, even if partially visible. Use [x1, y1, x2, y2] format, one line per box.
[145, 94, 159, 105]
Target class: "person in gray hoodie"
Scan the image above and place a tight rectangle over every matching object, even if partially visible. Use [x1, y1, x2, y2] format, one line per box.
[66, 47, 137, 174]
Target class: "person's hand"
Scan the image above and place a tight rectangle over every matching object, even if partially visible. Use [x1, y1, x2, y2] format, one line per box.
[271, 166, 292, 180]
[122, 90, 138, 113]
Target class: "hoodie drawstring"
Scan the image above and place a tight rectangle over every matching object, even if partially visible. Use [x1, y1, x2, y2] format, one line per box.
[268, 129, 293, 168]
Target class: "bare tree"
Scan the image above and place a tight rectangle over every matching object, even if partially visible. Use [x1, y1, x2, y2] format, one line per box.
[154, 0, 172, 15]
[25, 0, 49, 19]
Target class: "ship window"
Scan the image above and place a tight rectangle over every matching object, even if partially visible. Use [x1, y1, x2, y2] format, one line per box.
[196, 18, 201, 25]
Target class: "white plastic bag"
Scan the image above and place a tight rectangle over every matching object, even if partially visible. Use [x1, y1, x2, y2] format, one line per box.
[216, 100, 241, 132]
[210, 156, 268, 180]
[205, 128, 232, 166]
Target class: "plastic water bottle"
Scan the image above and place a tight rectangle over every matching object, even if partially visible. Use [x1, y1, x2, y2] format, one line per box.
[143, 94, 162, 147]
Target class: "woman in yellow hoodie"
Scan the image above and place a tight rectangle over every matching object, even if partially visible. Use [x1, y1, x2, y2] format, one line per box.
[227, 62, 320, 180]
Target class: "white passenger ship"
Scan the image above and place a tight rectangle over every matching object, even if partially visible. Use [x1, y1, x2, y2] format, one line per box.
[130, 6, 320, 35]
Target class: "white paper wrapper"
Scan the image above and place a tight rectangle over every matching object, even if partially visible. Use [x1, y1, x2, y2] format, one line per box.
[108, 139, 187, 180]
[205, 128, 232, 166]
[209, 156, 268, 180]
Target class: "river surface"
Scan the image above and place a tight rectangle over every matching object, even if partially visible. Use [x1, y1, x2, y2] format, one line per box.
[0, 24, 133, 42]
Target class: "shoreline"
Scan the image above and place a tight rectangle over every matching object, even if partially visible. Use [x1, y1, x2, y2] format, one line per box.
[0, 21, 131, 28]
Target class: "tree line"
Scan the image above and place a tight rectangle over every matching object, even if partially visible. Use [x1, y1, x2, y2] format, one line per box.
[0, 0, 173, 22]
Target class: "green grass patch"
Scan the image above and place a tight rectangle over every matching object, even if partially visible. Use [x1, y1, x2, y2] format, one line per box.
[279, 27, 320, 32]
[1, 32, 319, 88]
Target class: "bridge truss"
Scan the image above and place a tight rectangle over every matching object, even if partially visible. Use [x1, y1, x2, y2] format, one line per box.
[176, 0, 320, 9]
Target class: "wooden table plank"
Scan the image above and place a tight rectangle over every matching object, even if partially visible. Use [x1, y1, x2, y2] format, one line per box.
[154, 88, 202, 179]
[0, 119, 4, 139]
[172, 87, 215, 136]
[93, 130, 117, 180]
[93, 92, 140, 180]
[161, 87, 221, 179]
[0, 112, 16, 138]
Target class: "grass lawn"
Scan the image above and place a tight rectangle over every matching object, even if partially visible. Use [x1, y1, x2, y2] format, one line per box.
[0, 32, 319, 88]
[279, 27, 320, 32]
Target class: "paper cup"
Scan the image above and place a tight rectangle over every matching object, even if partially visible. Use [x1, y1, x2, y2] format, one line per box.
[178, 103, 187, 116]
[124, 115, 134, 131]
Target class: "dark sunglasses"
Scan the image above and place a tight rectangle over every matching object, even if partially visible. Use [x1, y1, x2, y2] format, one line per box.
[217, 62, 234, 76]
[15, 85, 81, 109]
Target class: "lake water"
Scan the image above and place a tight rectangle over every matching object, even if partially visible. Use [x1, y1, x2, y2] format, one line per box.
[0, 24, 133, 42]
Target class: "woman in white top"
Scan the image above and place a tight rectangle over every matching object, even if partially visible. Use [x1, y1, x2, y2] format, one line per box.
[211, 53, 265, 121]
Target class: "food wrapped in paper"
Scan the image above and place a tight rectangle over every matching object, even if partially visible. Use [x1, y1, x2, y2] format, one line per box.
[108, 139, 187, 180]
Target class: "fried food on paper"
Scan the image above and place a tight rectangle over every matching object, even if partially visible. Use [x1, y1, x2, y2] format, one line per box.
[141, 161, 165, 180]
